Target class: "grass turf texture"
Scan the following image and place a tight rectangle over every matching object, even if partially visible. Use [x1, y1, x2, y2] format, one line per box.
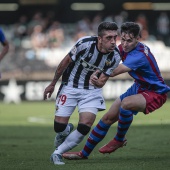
[0, 100, 170, 170]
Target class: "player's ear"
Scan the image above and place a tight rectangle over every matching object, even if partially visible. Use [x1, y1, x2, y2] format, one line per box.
[98, 36, 102, 43]
[136, 35, 140, 41]
[137, 32, 141, 40]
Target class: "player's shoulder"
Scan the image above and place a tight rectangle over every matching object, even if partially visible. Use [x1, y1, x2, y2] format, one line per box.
[136, 42, 150, 52]
[134, 42, 151, 57]
[76, 36, 97, 46]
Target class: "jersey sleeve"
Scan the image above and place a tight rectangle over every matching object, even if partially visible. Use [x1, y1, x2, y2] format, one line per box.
[0, 28, 6, 43]
[123, 52, 146, 71]
[68, 36, 90, 61]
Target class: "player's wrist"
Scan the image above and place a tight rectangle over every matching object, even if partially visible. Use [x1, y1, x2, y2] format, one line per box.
[50, 81, 56, 86]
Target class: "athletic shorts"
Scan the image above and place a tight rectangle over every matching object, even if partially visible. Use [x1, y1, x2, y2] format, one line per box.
[120, 83, 167, 114]
[55, 85, 106, 117]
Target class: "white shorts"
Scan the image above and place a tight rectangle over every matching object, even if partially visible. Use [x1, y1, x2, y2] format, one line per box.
[55, 85, 106, 117]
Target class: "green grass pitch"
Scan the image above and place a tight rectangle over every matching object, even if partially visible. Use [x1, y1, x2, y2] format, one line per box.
[0, 100, 170, 170]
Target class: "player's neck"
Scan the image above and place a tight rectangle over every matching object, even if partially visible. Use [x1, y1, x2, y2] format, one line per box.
[97, 43, 109, 54]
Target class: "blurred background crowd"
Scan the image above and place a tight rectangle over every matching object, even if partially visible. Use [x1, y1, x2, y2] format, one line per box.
[0, 0, 170, 80]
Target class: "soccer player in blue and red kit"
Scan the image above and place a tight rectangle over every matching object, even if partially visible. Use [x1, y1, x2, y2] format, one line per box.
[0, 27, 9, 78]
[63, 22, 170, 160]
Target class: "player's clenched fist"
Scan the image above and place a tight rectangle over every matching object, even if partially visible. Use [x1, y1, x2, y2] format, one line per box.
[44, 84, 55, 100]
[89, 70, 100, 86]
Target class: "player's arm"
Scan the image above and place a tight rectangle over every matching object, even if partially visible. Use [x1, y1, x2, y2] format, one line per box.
[0, 40, 9, 62]
[110, 63, 131, 77]
[90, 63, 131, 87]
[51, 54, 72, 85]
[91, 72, 109, 88]
[44, 54, 72, 100]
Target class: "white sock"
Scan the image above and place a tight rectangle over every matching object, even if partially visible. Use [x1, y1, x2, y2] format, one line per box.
[54, 129, 84, 155]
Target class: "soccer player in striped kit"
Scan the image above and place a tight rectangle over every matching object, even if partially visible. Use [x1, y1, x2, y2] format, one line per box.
[43, 21, 121, 165]
[63, 22, 170, 160]
[0, 27, 9, 79]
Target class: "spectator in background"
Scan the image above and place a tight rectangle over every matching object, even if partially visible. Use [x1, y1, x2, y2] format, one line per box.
[136, 13, 149, 41]
[27, 12, 44, 35]
[114, 11, 128, 28]
[74, 16, 92, 42]
[14, 15, 28, 40]
[30, 25, 47, 50]
[91, 14, 102, 34]
[76, 16, 91, 34]
[0, 27, 9, 78]
[47, 21, 65, 48]
[136, 13, 148, 30]
[104, 15, 114, 22]
[157, 12, 170, 46]
[13, 15, 28, 49]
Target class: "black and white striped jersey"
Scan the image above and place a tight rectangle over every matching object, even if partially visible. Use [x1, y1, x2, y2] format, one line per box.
[62, 36, 121, 89]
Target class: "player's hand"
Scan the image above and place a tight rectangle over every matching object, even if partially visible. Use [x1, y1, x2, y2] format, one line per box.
[43, 85, 55, 100]
[89, 70, 100, 85]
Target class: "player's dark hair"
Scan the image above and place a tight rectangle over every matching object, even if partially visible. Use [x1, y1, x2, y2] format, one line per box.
[121, 22, 141, 38]
[98, 21, 118, 37]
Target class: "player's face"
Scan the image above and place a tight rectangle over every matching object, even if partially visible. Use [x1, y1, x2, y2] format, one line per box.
[98, 30, 118, 53]
[120, 32, 139, 52]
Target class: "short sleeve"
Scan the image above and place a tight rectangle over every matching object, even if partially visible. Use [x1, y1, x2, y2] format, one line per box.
[68, 37, 89, 61]
[123, 52, 146, 71]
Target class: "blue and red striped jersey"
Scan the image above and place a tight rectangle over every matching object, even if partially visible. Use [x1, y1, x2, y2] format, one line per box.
[118, 42, 170, 94]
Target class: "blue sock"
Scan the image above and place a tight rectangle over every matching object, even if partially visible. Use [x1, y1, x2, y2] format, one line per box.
[81, 119, 111, 157]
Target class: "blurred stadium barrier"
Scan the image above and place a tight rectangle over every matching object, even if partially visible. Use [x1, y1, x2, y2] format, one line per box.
[0, 79, 170, 103]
